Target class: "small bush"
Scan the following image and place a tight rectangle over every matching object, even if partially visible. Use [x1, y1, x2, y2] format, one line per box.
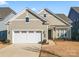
[3, 40, 10, 44]
[42, 39, 47, 44]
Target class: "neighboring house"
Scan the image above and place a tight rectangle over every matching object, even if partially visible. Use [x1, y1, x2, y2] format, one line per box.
[38, 9, 72, 40]
[7, 8, 48, 43]
[68, 7, 79, 40]
[0, 7, 16, 41]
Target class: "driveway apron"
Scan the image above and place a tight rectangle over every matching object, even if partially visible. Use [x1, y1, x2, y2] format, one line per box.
[0, 44, 41, 57]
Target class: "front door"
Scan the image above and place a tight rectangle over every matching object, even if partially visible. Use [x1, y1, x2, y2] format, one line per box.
[48, 30, 52, 39]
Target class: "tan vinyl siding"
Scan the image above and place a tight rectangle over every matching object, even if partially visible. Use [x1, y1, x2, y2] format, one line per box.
[39, 10, 67, 25]
[16, 11, 39, 19]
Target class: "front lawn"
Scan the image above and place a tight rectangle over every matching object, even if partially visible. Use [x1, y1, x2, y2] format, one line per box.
[40, 40, 79, 57]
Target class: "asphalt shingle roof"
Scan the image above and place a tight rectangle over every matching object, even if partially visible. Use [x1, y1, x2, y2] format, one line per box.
[72, 7, 79, 13]
[0, 7, 16, 21]
[56, 14, 72, 23]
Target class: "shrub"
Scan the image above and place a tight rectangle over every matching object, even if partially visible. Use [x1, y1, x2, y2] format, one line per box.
[3, 40, 10, 44]
[42, 39, 47, 44]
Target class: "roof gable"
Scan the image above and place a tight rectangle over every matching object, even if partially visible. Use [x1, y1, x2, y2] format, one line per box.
[44, 9, 71, 25]
[38, 8, 71, 26]
[9, 8, 46, 23]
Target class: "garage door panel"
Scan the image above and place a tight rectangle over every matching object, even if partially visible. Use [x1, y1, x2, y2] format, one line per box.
[13, 32, 26, 43]
[12, 31, 41, 43]
[34, 32, 41, 43]
[20, 32, 27, 43]
[27, 32, 34, 43]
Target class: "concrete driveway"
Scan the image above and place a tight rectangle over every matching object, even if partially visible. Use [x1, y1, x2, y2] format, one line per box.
[0, 44, 41, 57]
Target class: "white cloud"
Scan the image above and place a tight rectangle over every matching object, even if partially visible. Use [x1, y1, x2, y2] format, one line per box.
[31, 8, 37, 11]
[0, 0, 7, 5]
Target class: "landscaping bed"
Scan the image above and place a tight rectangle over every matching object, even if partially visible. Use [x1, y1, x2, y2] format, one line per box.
[0, 42, 8, 49]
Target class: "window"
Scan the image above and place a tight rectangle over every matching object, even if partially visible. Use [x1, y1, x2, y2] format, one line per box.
[43, 31, 46, 37]
[78, 29, 79, 33]
[65, 33, 67, 37]
[1, 32, 3, 37]
[14, 31, 19, 33]
[58, 32, 59, 37]
[44, 14, 46, 17]
[8, 31, 10, 34]
[26, 17, 29, 22]
[21, 31, 27, 33]
[76, 18, 79, 22]
[36, 31, 41, 33]
[63, 30, 65, 38]
[29, 31, 34, 33]
[57, 30, 59, 37]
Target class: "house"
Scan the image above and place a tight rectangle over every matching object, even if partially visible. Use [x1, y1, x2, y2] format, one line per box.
[0, 7, 16, 41]
[7, 8, 48, 43]
[6, 8, 72, 44]
[68, 7, 79, 40]
[38, 9, 72, 40]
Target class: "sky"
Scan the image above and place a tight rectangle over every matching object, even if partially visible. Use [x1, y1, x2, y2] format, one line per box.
[0, 1, 79, 16]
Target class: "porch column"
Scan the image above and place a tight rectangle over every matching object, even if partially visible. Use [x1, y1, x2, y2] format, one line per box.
[69, 27, 71, 39]
[53, 27, 56, 40]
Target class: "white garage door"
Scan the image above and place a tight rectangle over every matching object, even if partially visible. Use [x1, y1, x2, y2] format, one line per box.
[12, 31, 42, 43]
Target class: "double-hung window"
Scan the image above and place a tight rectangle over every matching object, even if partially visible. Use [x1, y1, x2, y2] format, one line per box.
[44, 14, 46, 17]
[26, 17, 29, 22]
